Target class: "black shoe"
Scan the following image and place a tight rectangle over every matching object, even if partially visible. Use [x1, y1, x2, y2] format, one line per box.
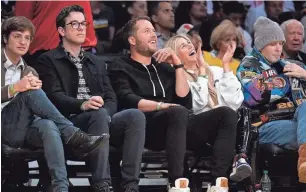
[67, 130, 110, 157]
[91, 182, 111, 192]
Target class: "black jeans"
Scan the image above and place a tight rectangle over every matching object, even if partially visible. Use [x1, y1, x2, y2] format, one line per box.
[187, 106, 237, 181]
[69, 108, 145, 189]
[144, 106, 190, 184]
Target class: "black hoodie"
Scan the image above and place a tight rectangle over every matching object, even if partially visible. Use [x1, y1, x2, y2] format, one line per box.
[108, 55, 192, 111]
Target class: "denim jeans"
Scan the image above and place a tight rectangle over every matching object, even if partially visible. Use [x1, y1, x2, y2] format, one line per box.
[259, 102, 306, 150]
[69, 108, 145, 190]
[1, 89, 79, 191]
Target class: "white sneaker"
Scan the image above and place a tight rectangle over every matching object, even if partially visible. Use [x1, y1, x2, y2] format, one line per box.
[230, 157, 252, 182]
[168, 178, 190, 192]
[206, 177, 229, 192]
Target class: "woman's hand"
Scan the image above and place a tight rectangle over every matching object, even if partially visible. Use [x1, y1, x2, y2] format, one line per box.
[196, 42, 208, 75]
[222, 41, 236, 72]
[153, 48, 182, 65]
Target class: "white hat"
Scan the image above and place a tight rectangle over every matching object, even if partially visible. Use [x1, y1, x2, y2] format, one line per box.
[176, 24, 194, 35]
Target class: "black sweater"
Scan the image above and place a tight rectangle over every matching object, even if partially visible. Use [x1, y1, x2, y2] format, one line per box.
[108, 56, 192, 111]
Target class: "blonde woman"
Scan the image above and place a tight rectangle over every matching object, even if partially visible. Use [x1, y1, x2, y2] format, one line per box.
[165, 34, 251, 190]
[203, 19, 244, 74]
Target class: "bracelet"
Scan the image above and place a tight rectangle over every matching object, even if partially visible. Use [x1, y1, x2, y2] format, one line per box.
[9, 84, 16, 96]
[156, 102, 163, 111]
[173, 64, 184, 69]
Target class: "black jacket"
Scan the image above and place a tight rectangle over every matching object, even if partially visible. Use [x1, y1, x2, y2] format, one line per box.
[35, 46, 117, 117]
[107, 56, 192, 111]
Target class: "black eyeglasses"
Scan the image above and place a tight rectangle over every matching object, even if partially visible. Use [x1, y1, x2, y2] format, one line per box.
[66, 21, 89, 29]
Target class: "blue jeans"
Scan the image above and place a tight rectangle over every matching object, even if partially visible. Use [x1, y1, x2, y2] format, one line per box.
[2, 89, 79, 191]
[259, 102, 306, 150]
[69, 108, 145, 189]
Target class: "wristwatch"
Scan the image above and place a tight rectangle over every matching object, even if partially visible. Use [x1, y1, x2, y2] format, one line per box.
[173, 64, 184, 69]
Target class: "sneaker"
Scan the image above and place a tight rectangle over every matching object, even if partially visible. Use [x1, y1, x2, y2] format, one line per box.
[168, 178, 190, 192]
[206, 177, 229, 192]
[230, 156, 252, 182]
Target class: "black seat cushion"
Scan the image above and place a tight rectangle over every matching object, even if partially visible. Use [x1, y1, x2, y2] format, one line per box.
[259, 144, 297, 156]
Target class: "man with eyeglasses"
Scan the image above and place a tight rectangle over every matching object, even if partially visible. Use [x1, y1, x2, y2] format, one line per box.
[35, 5, 146, 192]
[1, 16, 109, 192]
[14, 1, 97, 68]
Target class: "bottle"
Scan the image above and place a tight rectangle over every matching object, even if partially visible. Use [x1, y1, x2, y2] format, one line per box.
[260, 170, 271, 192]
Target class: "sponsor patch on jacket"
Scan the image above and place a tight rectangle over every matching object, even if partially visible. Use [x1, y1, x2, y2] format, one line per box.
[241, 71, 257, 78]
[262, 69, 278, 79]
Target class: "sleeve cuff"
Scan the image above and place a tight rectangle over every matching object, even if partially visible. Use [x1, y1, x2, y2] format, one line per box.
[223, 70, 234, 78]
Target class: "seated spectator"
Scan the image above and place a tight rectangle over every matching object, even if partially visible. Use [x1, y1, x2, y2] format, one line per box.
[107, 16, 192, 190]
[175, 1, 207, 29]
[244, 0, 295, 34]
[148, 1, 175, 49]
[15, 1, 97, 66]
[281, 19, 306, 64]
[223, 1, 253, 54]
[265, 1, 284, 24]
[35, 6, 146, 192]
[165, 34, 251, 186]
[1, 16, 108, 192]
[126, 1, 148, 19]
[203, 20, 242, 74]
[236, 16, 306, 183]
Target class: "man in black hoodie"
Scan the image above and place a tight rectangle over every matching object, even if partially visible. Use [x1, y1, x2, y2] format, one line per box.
[107, 16, 192, 188]
[35, 5, 146, 192]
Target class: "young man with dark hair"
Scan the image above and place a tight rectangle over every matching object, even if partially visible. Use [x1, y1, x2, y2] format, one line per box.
[1, 16, 108, 192]
[148, 1, 175, 49]
[35, 5, 146, 192]
[108, 16, 192, 190]
[14, 1, 97, 67]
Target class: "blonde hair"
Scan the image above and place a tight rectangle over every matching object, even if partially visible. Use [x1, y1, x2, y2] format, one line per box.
[210, 19, 242, 51]
[165, 34, 219, 107]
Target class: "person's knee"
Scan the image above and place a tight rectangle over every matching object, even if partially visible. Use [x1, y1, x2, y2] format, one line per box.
[121, 109, 146, 132]
[217, 106, 237, 120]
[216, 106, 238, 129]
[37, 119, 60, 137]
[166, 105, 190, 120]
[88, 108, 110, 122]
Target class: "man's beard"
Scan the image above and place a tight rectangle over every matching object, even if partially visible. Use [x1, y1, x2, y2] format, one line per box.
[135, 38, 156, 57]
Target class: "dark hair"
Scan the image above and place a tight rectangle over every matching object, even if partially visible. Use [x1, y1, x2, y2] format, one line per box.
[1, 16, 35, 46]
[56, 5, 85, 39]
[148, 1, 169, 18]
[122, 16, 151, 48]
[223, 1, 245, 16]
[175, 1, 194, 28]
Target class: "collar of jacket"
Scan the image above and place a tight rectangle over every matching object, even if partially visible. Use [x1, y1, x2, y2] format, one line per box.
[1, 48, 28, 70]
[53, 45, 94, 65]
[250, 47, 286, 67]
